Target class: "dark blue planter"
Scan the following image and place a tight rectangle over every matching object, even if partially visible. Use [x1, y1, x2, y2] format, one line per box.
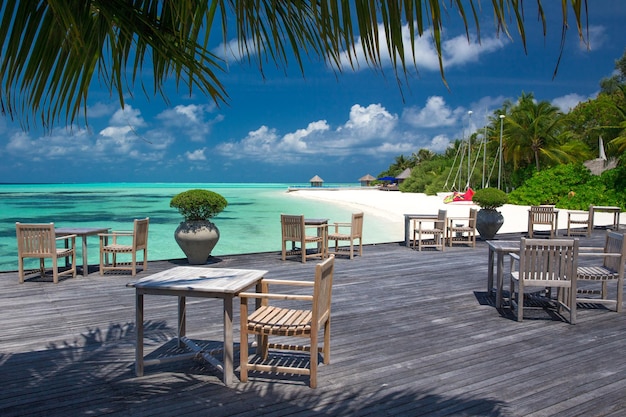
[476, 209, 504, 240]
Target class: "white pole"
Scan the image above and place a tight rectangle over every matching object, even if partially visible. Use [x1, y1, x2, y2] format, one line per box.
[467, 110, 472, 189]
[498, 114, 505, 190]
[482, 124, 487, 188]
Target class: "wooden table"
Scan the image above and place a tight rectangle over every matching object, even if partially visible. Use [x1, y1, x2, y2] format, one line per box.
[55, 227, 109, 276]
[127, 266, 267, 385]
[305, 218, 329, 256]
[590, 206, 621, 230]
[486, 240, 520, 308]
[404, 214, 438, 247]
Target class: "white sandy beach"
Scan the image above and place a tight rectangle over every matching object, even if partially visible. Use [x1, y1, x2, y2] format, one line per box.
[288, 188, 623, 244]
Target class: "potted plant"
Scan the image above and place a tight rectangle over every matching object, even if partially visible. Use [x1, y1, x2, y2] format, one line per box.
[170, 189, 228, 264]
[472, 187, 508, 240]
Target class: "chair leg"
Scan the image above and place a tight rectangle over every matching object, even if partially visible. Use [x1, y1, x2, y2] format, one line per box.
[323, 319, 331, 364]
[131, 252, 137, 277]
[239, 301, 249, 382]
[52, 257, 59, 284]
[617, 280, 624, 313]
[18, 257, 25, 284]
[309, 331, 318, 388]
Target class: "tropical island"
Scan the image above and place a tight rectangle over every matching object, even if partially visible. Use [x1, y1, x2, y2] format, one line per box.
[373, 50, 626, 211]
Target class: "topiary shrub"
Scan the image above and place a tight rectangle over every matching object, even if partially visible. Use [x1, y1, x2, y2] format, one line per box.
[472, 188, 508, 210]
[170, 189, 228, 221]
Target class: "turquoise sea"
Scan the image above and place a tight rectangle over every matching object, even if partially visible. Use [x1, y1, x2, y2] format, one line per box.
[0, 183, 392, 272]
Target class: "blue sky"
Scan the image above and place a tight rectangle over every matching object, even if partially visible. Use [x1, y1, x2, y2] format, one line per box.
[1, 2, 625, 184]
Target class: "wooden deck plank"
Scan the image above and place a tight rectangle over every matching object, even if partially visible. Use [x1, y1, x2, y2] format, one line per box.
[1, 229, 626, 416]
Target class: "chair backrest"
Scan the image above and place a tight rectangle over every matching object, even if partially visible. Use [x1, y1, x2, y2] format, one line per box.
[603, 231, 626, 273]
[351, 212, 364, 238]
[518, 238, 579, 283]
[435, 209, 447, 230]
[16, 223, 56, 257]
[281, 214, 305, 241]
[312, 256, 335, 325]
[529, 205, 556, 225]
[133, 218, 150, 250]
[468, 208, 478, 228]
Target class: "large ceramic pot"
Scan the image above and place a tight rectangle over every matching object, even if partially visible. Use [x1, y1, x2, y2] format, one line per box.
[476, 208, 504, 240]
[174, 220, 220, 264]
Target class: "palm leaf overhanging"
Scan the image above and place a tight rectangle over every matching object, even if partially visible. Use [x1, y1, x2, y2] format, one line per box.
[0, 0, 589, 130]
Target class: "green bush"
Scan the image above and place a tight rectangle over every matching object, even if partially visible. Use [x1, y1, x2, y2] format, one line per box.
[507, 164, 626, 210]
[472, 188, 508, 210]
[170, 189, 228, 221]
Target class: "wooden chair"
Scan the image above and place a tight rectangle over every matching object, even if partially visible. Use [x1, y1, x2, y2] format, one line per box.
[280, 214, 326, 263]
[327, 212, 364, 259]
[412, 209, 447, 251]
[16, 222, 77, 284]
[527, 205, 558, 238]
[239, 256, 335, 388]
[567, 208, 592, 237]
[576, 231, 625, 312]
[447, 208, 477, 248]
[99, 218, 149, 276]
[508, 238, 579, 324]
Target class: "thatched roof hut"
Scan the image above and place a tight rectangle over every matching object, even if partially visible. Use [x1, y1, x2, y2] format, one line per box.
[359, 174, 376, 186]
[309, 175, 324, 187]
[396, 168, 412, 182]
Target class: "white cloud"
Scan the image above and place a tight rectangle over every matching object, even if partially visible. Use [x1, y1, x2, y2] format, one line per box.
[402, 96, 458, 128]
[430, 134, 452, 153]
[157, 104, 222, 142]
[212, 38, 257, 63]
[552, 93, 590, 112]
[339, 23, 506, 72]
[584, 25, 608, 52]
[186, 148, 207, 161]
[109, 105, 146, 128]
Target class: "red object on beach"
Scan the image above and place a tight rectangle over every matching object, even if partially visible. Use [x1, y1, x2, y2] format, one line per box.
[443, 187, 474, 204]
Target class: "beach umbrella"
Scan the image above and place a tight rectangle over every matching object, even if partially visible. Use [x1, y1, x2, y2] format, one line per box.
[377, 176, 396, 181]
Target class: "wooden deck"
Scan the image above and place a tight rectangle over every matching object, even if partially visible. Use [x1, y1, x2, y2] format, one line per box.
[2, 229, 626, 416]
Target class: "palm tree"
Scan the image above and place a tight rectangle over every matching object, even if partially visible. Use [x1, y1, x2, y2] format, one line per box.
[0, 1, 590, 129]
[503, 93, 584, 172]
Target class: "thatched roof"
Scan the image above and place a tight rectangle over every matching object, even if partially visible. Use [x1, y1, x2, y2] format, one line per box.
[309, 175, 324, 182]
[584, 158, 617, 175]
[396, 168, 411, 179]
[359, 174, 376, 181]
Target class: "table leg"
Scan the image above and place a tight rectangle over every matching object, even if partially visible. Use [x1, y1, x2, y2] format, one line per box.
[487, 248, 495, 293]
[81, 235, 89, 276]
[223, 295, 234, 385]
[178, 296, 186, 348]
[496, 252, 505, 309]
[135, 292, 144, 376]
[404, 216, 410, 247]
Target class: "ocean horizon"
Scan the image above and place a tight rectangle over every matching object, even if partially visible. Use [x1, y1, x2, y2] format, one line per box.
[0, 182, 393, 272]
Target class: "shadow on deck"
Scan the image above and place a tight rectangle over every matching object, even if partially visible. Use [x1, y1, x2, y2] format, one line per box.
[1, 228, 625, 416]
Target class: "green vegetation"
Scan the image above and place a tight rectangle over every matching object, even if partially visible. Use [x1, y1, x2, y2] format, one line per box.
[382, 49, 626, 211]
[1, 1, 590, 129]
[170, 189, 228, 221]
[472, 188, 508, 210]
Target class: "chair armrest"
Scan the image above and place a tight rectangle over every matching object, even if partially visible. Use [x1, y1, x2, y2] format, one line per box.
[509, 253, 520, 261]
[332, 222, 351, 227]
[99, 231, 133, 239]
[261, 279, 314, 287]
[579, 252, 621, 258]
[448, 217, 471, 222]
[239, 292, 313, 301]
[56, 234, 76, 241]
